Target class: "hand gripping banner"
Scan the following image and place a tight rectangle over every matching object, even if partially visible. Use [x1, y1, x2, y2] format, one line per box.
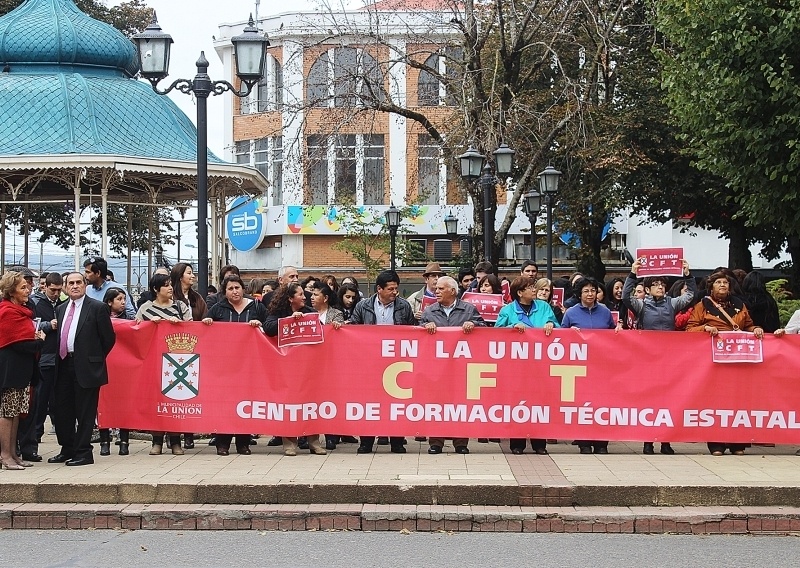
[100, 321, 800, 443]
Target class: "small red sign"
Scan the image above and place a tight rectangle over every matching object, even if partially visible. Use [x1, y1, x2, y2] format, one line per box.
[277, 314, 325, 347]
[551, 287, 565, 307]
[635, 247, 684, 277]
[711, 331, 763, 364]
[461, 292, 504, 323]
[420, 295, 437, 311]
[610, 311, 620, 326]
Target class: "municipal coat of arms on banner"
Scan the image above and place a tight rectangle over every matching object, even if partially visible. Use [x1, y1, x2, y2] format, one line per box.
[161, 333, 200, 400]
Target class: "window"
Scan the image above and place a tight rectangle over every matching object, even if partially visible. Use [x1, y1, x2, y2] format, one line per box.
[305, 134, 385, 205]
[363, 134, 384, 205]
[335, 135, 357, 204]
[234, 138, 283, 205]
[307, 135, 329, 205]
[307, 47, 384, 108]
[417, 47, 462, 106]
[417, 134, 440, 205]
[235, 141, 250, 165]
[242, 54, 283, 114]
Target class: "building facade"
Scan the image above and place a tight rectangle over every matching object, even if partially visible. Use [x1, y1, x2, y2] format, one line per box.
[214, 3, 789, 277]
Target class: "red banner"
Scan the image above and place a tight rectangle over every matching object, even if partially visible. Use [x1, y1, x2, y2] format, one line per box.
[461, 292, 504, 322]
[99, 322, 800, 443]
[635, 247, 684, 277]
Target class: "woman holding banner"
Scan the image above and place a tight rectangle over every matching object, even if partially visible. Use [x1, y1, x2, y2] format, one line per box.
[496, 276, 559, 455]
[687, 271, 763, 456]
[202, 274, 266, 456]
[264, 283, 325, 457]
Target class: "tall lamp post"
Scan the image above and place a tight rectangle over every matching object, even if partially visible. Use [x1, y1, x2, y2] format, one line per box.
[522, 188, 541, 262]
[133, 14, 269, 296]
[537, 165, 562, 281]
[458, 143, 515, 264]
[385, 204, 401, 272]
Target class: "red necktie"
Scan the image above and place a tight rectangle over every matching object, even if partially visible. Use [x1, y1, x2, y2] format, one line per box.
[59, 301, 75, 359]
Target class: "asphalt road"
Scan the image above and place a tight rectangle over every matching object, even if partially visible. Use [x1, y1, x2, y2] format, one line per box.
[0, 531, 797, 567]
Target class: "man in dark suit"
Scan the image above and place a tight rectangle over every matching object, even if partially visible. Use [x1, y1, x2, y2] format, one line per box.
[49, 272, 115, 466]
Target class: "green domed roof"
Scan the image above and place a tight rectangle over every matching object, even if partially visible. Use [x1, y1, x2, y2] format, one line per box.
[0, 0, 138, 77]
[0, 0, 223, 163]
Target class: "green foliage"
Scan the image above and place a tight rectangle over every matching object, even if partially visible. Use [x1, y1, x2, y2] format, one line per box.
[767, 278, 800, 325]
[656, 0, 800, 275]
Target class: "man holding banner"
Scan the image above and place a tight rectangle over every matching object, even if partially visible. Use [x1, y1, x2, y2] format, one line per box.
[350, 270, 416, 455]
[420, 276, 486, 455]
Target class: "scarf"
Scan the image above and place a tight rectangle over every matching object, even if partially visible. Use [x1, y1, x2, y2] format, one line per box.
[0, 300, 35, 349]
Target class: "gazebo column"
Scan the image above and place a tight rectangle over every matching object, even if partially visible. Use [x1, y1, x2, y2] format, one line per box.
[73, 183, 81, 270]
[101, 185, 109, 258]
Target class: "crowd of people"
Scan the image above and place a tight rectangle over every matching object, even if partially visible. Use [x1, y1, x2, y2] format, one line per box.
[0, 254, 797, 469]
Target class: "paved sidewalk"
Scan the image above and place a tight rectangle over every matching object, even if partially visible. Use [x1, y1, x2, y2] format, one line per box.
[3, 436, 800, 507]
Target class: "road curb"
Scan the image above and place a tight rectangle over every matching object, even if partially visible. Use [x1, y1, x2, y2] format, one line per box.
[3, 504, 800, 533]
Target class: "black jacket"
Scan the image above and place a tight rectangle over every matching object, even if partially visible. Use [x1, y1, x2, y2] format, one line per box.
[207, 297, 268, 324]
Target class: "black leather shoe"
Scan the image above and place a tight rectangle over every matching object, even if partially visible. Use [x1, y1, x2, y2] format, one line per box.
[119, 442, 129, 456]
[511, 448, 524, 455]
[340, 436, 358, 444]
[594, 447, 609, 454]
[390, 445, 406, 454]
[21, 453, 42, 462]
[534, 448, 549, 455]
[356, 445, 373, 454]
[660, 443, 675, 455]
[579, 446, 592, 454]
[326, 439, 337, 451]
[643, 442, 655, 455]
[99, 442, 111, 456]
[208, 436, 217, 446]
[65, 457, 94, 466]
[48, 453, 72, 463]
[183, 435, 195, 450]
[267, 437, 283, 446]
[454, 446, 470, 454]
[298, 437, 309, 450]
[427, 445, 443, 454]
[377, 436, 389, 445]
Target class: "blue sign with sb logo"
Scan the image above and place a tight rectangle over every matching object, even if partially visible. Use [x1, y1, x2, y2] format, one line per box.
[226, 196, 266, 252]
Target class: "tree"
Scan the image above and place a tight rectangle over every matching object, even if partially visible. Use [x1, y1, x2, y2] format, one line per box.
[655, 0, 800, 285]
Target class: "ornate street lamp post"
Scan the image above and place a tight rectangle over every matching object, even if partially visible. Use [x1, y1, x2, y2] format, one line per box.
[537, 165, 562, 281]
[133, 14, 269, 296]
[522, 188, 542, 262]
[385, 203, 401, 272]
[458, 143, 515, 264]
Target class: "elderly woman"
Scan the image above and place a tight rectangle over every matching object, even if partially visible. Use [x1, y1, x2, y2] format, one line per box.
[136, 273, 192, 456]
[202, 274, 267, 455]
[687, 271, 763, 456]
[496, 276, 559, 455]
[0, 271, 45, 470]
[264, 283, 325, 457]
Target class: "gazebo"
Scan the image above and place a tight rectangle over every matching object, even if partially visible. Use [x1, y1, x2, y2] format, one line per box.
[0, 0, 267, 283]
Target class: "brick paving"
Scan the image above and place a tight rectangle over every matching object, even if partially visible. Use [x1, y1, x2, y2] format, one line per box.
[2, 436, 800, 532]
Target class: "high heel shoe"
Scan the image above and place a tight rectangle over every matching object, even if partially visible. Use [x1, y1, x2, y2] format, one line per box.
[1, 460, 25, 470]
[119, 442, 129, 456]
